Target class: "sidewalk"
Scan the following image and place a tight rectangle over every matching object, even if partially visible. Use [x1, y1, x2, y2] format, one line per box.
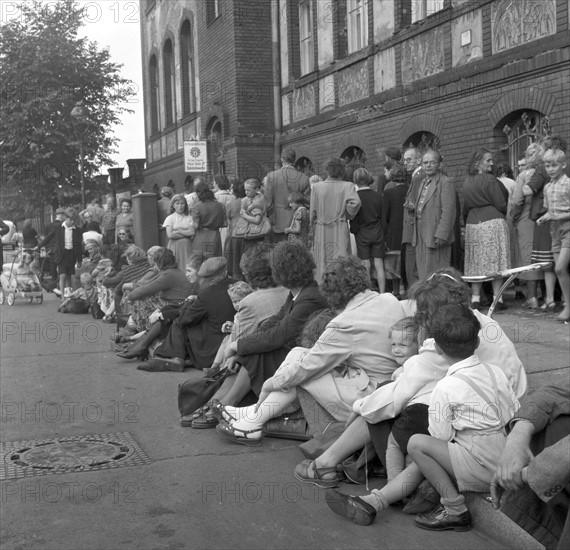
[1, 292, 568, 549]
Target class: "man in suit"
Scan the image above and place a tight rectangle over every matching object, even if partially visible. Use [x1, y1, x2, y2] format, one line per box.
[411, 150, 457, 281]
[140, 257, 236, 372]
[401, 148, 424, 287]
[36, 208, 66, 285]
[263, 148, 310, 242]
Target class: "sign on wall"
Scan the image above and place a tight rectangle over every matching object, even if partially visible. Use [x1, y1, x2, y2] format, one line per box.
[184, 141, 208, 172]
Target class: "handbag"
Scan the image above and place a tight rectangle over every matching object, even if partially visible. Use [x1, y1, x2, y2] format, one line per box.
[245, 217, 271, 240]
[233, 217, 249, 238]
[261, 408, 311, 441]
[177, 370, 231, 416]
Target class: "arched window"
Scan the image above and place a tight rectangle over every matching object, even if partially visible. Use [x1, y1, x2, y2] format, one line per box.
[152, 183, 159, 194]
[184, 175, 194, 193]
[163, 39, 176, 126]
[403, 131, 440, 154]
[341, 146, 366, 182]
[180, 19, 196, 116]
[294, 156, 314, 176]
[167, 179, 175, 190]
[499, 110, 550, 177]
[149, 55, 160, 134]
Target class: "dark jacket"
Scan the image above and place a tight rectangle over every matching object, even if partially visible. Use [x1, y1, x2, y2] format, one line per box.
[179, 276, 236, 370]
[237, 281, 328, 356]
[37, 219, 62, 251]
[52, 225, 83, 265]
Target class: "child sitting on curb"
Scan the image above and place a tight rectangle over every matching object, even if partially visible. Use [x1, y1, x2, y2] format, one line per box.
[326, 304, 519, 532]
[58, 273, 98, 314]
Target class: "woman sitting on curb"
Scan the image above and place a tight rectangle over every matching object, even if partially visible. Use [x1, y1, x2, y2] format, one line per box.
[214, 255, 406, 451]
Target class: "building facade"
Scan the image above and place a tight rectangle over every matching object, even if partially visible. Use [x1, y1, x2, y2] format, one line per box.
[140, 0, 569, 191]
[140, 0, 276, 193]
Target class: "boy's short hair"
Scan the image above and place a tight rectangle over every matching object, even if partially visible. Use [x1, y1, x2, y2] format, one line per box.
[80, 273, 93, 284]
[353, 167, 373, 187]
[429, 304, 480, 359]
[542, 148, 567, 164]
[389, 316, 420, 342]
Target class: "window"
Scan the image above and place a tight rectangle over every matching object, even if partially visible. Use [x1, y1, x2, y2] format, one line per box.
[299, 1, 314, 75]
[207, 0, 221, 23]
[501, 111, 548, 177]
[347, 0, 368, 54]
[180, 20, 196, 116]
[207, 118, 223, 174]
[149, 55, 160, 134]
[411, 0, 445, 24]
[163, 39, 175, 126]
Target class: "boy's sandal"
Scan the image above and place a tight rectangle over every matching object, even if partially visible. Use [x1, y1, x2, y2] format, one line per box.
[216, 421, 262, 447]
[293, 459, 340, 488]
[540, 301, 556, 310]
[191, 410, 218, 429]
[210, 399, 237, 423]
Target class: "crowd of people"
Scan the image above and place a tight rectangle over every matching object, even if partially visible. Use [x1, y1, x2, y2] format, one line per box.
[16, 141, 568, 546]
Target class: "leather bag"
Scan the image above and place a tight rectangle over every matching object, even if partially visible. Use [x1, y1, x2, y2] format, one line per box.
[178, 370, 231, 416]
[261, 408, 311, 441]
[244, 217, 271, 240]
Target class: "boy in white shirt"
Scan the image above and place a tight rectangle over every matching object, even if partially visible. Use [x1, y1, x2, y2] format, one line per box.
[326, 304, 519, 532]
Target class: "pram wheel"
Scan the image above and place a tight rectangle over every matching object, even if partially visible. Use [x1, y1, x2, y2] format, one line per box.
[7, 292, 15, 306]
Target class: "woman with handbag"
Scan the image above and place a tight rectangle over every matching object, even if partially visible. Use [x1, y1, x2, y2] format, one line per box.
[191, 182, 227, 260]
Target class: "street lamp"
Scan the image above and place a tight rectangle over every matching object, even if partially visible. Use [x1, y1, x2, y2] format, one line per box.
[70, 101, 89, 209]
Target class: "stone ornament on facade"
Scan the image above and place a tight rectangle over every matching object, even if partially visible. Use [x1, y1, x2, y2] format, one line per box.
[401, 27, 445, 84]
[491, 0, 556, 54]
[338, 61, 369, 107]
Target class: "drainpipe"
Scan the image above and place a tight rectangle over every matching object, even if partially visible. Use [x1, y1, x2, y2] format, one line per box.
[271, 0, 282, 169]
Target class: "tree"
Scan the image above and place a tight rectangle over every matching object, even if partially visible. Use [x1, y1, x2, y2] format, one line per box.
[0, 0, 133, 219]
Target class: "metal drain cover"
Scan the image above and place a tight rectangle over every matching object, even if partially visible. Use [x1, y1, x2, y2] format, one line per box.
[1, 432, 150, 480]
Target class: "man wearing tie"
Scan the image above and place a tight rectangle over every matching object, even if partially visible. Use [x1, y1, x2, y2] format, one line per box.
[410, 150, 457, 280]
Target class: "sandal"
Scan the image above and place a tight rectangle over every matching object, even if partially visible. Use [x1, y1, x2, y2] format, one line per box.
[210, 399, 237, 423]
[293, 459, 340, 488]
[216, 421, 262, 447]
[540, 300, 556, 310]
[192, 410, 218, 429]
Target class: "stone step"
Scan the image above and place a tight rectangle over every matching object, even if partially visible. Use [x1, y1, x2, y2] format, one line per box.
[466, 492, 544, 550]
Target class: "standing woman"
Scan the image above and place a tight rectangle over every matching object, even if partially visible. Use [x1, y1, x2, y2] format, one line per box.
[101, 196, 118, 245]
[225, 179, 246, 279]
[311, 158, 361, 283]
[22, 219, 38, 251]
[191, 182, 227, 259]
[463, 148, 510, 310]
[510, 143, 544, 308]
[115, 199, 134, 242]
[163, 194, 195, 271]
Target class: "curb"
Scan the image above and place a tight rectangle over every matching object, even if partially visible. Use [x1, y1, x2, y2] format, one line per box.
[467, 492, 544, 550]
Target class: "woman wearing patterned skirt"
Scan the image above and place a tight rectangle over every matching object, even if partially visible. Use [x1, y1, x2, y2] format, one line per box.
[463, 149, 510, 310]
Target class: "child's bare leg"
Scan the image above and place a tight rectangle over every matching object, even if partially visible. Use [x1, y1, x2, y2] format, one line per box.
[373, 258, 386, 293]
[407, 434, 468, 515]
[554, 249, 570, 319]
[386, 432, 406, 480]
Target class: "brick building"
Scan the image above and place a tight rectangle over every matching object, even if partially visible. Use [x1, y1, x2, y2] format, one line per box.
[140, 0, 569, 192]
[140, 0, 276, 193]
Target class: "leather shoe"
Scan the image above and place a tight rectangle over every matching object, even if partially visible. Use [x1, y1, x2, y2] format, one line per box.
[137, 357, 185, 372]
[325, 489, 377, 526]
[415, 504, 472, 531]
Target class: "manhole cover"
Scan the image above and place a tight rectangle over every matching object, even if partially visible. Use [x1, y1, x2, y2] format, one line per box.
[1, 432, 151, 480]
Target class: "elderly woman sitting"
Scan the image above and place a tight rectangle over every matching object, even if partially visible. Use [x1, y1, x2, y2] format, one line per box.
[101, 244, 151, 324]
[73, 240, 102, 289]
[137, 257, 237, 372]
[186, 243, 291, 428]
[214, 255, 406, 449]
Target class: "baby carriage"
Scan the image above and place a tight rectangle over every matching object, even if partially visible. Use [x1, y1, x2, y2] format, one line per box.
[0, 247, 44, 305]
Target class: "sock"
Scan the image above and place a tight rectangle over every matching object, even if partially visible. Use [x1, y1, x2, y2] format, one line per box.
[440, 494, 468, 516]
[360, 489, 389, 512]
[229, 391, 296, 432]
[472, 295, 481, 302]
[493, 295, 504, 303]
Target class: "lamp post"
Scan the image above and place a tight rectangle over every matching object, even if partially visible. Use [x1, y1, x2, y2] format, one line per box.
[70, 101, 89, 209]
